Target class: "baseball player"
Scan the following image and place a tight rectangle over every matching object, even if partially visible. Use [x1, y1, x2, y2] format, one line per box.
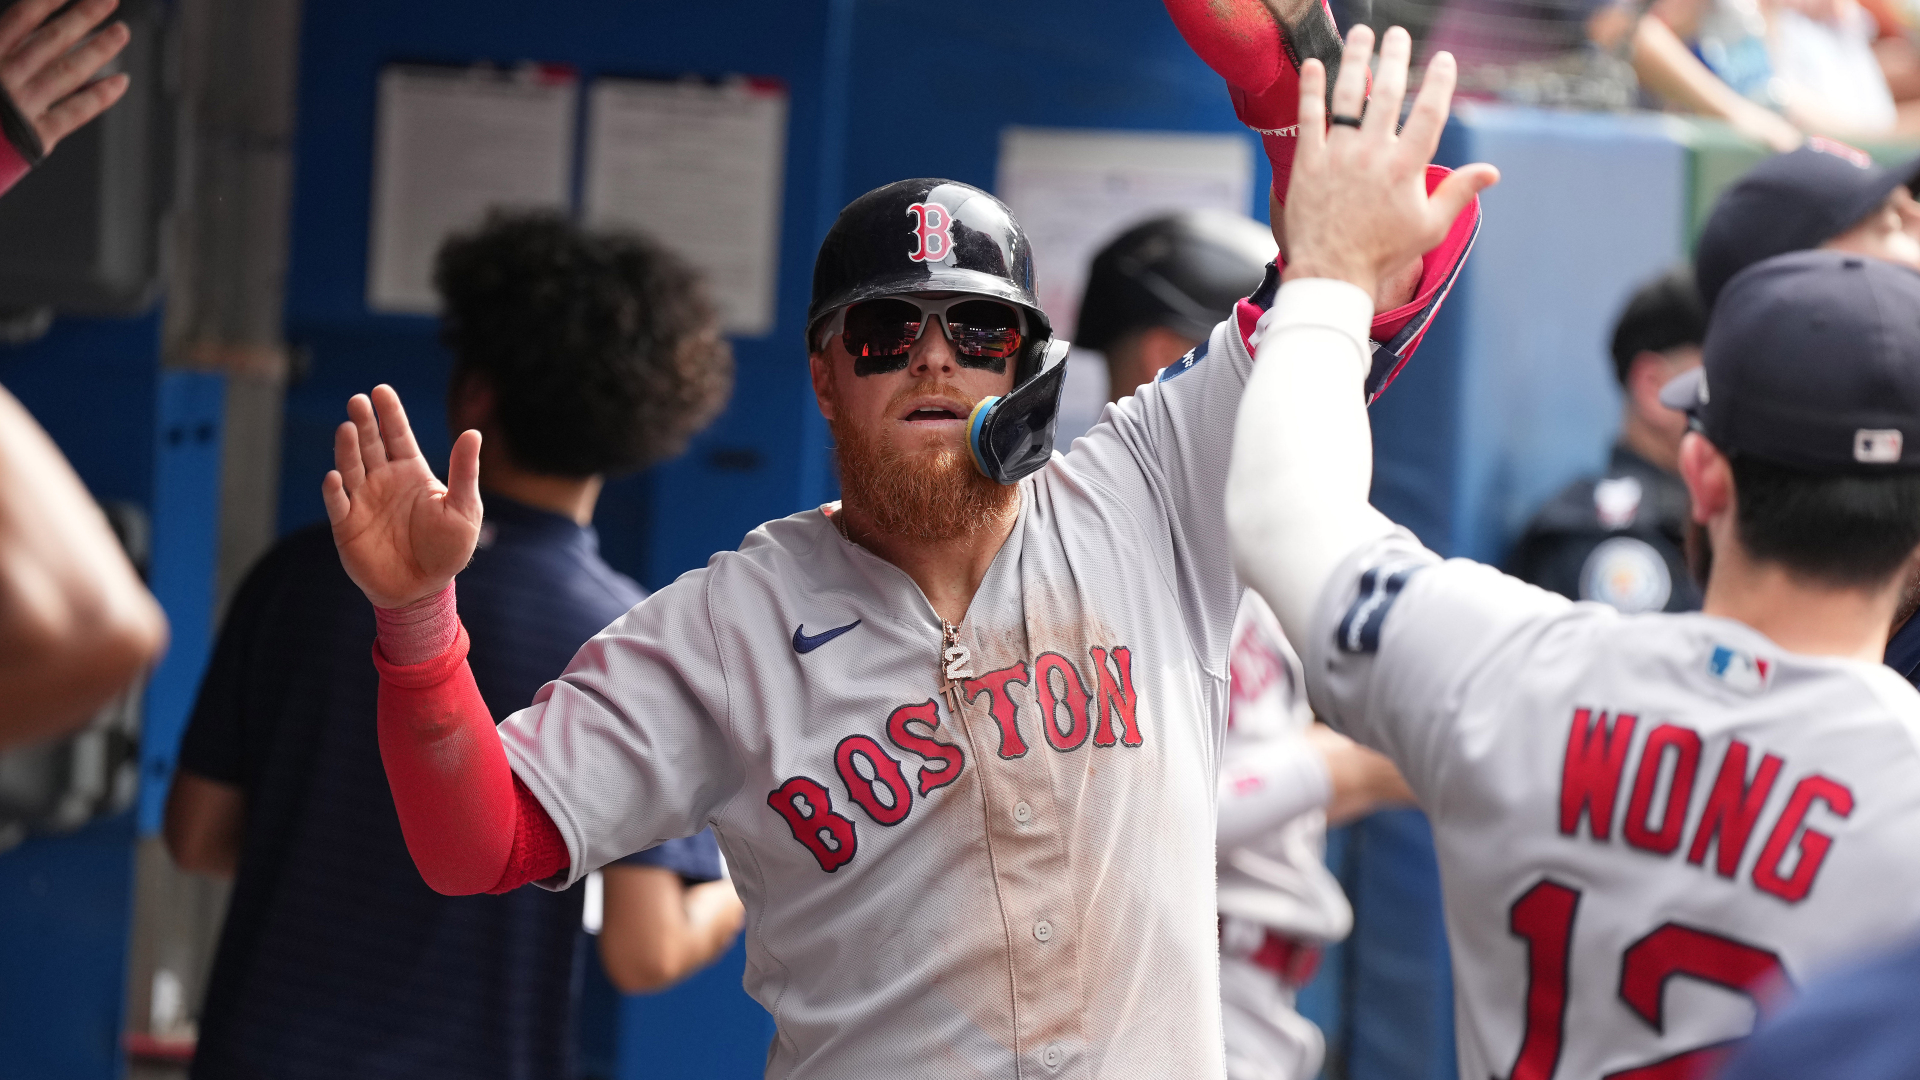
[316, 110, 1477, 1080]
[1507, 268, 1708, 615]
[314, 12, 1479, 1070]
[1230, 25, 1920, 1080]
[1078, 211, 1413, 1080]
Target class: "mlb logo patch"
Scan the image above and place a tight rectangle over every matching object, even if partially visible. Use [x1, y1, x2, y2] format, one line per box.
[1707, 644, 1771, 691]
[1855, 428, 1903, 464]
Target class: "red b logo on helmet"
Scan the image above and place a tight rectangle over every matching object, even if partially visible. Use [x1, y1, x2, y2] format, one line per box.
[906, 202, 953, 263]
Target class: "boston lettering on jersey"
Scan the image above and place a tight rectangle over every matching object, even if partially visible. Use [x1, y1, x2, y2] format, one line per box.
[1557, 707, 1855, 903]
[767, 644, 1143, 872]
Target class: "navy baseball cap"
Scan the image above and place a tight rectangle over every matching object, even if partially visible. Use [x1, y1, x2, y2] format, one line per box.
[1696, 139, 1920, 308]
[1661, 249, 1920, 474]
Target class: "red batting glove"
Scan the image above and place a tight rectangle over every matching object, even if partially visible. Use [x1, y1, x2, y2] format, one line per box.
[1161, 0, 1363, 202]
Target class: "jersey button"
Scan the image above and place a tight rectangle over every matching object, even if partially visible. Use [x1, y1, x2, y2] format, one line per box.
[1042, 1044, 1063, 1069]
[1033, 919, 1054, 942]
[1013, 801, 1033, 824]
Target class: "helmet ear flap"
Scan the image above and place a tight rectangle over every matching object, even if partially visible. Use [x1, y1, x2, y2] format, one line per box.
[968, 338, 1071, 484]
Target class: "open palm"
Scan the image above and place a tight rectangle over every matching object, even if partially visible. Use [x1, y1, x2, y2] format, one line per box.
[321, 385, 483, 610]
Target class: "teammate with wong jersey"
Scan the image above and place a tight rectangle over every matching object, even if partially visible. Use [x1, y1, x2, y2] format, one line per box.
[1228, 24, 1920, 1080]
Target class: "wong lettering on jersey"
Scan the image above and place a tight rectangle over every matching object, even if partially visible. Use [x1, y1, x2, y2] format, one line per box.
[1303, 530, 1920, 1080]
[493, 298, 1269, 1079]
[1557, 707, 1854, 903]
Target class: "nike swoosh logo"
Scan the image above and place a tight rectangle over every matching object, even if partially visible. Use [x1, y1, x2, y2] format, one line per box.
[793, 620, 862, 654]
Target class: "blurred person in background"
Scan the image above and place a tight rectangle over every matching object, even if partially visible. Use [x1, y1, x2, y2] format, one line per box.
[164, 213, 741, 1080]
[1508, 267, 1706, 613]
[0, 0, 161, 748]
[1696, 138, 1920, 310]
[1693, 139, 1920, 687]
[1079, 211, 1415, 1080]
[1865, 0, 1920, 102]
[1411, 0, 1805, 149]
[1662, 0, 1920, 138]
[0, 0, 132, 197]
[1773, 0, 1899, 134]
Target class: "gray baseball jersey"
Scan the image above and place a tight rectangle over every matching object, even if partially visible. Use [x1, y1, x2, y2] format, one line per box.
[496, 310, 1259, 1078]
[1305, 529, 1920, 1080]
[1218, 592, 1350, 945]
[1217, 592, 1351, 1080]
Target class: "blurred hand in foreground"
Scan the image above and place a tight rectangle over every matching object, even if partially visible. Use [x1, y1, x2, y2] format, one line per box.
[0, 0, 131, 154]
[321, 385, 484, 610]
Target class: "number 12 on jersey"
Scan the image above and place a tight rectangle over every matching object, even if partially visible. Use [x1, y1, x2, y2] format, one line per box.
[1504, 879, 1788, 1080]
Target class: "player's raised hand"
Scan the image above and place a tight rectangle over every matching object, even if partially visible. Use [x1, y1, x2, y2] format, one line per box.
[321, 385, 483, 610]
[1281, 26, 1498, 301]
[0, 0, 131, 155]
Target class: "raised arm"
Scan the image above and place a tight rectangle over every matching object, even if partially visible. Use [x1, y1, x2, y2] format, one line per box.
[1226, 28, 1497, 647]
[0, 384, 166, 748]
[324, 385, 566, 894]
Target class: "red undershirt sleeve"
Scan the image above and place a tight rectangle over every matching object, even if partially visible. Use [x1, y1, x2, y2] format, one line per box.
[370, 622, 569, 894]
[489, 776, 570, 894]
[0, 137, 29, 197]
[0, 85, 44, 198]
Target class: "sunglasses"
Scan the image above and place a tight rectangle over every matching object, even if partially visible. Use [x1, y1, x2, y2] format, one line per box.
[820, 296, 1027, 375]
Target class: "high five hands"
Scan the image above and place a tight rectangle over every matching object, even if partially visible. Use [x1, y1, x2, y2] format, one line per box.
[0, 0, 132, 155]
[322, 386, 484, 610]
[1281, 27, 1499, 302]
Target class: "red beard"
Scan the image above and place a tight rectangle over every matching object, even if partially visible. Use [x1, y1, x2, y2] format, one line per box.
[830, 378, 1019, 542]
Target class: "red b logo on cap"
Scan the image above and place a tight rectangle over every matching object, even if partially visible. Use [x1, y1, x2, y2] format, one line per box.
[1809, 137, 1872, 169]
[906, 202, 953, 263]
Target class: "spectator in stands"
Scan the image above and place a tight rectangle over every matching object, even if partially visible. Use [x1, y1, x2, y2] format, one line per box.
[1631, 0, 1913, 138]
[1414, 0, 1805, 149]
[1509, 268, 1707, 613]
[0, 385, 166, 748]
[1864, 0, 1920, 103]
[164, 213, 741, 1080]
[1712, 0, 1898, 136]
[0, 0, 132, 198]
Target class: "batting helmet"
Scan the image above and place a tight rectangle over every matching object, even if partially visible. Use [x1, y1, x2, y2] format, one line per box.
[1076, 210, 1276, 351]
[808, 178, 1069, 486]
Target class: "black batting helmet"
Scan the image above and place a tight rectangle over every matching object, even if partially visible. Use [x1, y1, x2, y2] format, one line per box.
[808, 178, 1069, 485]
[1076, 210, 1276, 352]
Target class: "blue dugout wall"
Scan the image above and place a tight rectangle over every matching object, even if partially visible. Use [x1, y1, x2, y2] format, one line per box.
[0, 316, 224, 1079]
[3, 0, 1873, 1074]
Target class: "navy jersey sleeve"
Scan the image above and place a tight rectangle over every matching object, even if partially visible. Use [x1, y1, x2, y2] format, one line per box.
[1884, 613, 1920, 687]
[615, 829, 724, 883]
[176, 547, 280, 786]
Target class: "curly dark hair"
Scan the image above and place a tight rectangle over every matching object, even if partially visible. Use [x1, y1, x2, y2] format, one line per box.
[434, 211, 733, 478]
